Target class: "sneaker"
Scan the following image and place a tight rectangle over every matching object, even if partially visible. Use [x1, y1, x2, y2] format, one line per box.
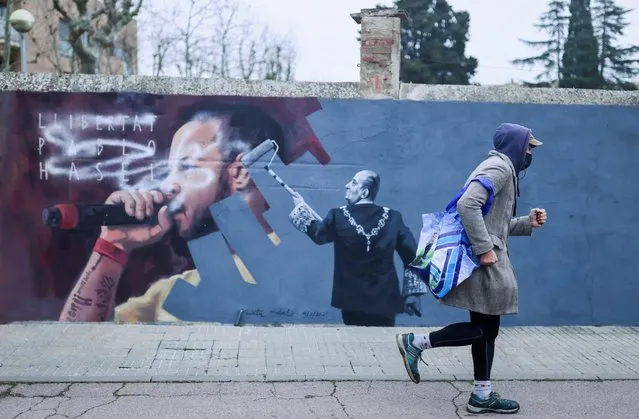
[395, 333, 426, 384]
[467, 391, 520, 414]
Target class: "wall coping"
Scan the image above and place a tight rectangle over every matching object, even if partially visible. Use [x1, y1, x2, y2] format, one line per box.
[0, 72, 637, 106]
[0, 73, 362, 98]
[400, 83, 639, 106]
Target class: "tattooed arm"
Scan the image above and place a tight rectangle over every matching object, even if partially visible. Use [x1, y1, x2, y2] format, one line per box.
[59, 189, 174, 322]
[59, 253, 122, 322]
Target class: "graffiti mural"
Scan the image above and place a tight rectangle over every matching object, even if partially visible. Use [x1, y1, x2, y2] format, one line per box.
[1, 92, 336, 324]
[1, 92, 638, 326]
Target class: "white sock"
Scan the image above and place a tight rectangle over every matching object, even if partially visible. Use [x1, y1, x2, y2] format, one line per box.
[473, 381, 492, 399]
[411, 333, 432, 350]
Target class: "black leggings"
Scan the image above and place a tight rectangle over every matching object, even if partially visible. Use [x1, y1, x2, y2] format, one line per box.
[429, 311, 500, 381]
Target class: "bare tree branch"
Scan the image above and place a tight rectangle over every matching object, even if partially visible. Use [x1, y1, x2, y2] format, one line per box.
[52, 0, 71, 20]
[138, 0, 296, 80]
[39, 0, 141, 74]
[27, 3, 67, 73]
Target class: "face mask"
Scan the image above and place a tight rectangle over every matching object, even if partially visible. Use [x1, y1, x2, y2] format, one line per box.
[522, 153, 533, 170]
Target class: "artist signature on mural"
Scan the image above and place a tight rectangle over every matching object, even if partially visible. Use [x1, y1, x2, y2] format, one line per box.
[244, 308, 329, 318]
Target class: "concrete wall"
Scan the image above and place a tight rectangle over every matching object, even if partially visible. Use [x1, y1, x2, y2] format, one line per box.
[0, 73, 638, 327]
[166, 98, 639, 327]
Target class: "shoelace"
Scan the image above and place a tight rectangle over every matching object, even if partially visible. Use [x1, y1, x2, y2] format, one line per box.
[492, 392, 509, 402]
[487, 392, 510, 405]
[407, 342, 429, 366]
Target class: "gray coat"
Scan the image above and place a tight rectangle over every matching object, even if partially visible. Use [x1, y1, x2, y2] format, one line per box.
[439, 150, 533, 316]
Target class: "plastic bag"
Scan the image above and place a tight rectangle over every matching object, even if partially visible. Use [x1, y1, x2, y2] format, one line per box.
[408, 177, 495, 299]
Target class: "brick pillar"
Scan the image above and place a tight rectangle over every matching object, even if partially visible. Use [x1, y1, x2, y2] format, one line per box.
[351, 8, 407, 99]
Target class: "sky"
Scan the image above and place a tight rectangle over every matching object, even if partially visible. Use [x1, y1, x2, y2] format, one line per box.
[139, 0, 639, 85]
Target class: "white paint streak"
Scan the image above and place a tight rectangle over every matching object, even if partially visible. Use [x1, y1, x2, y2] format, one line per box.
[41, 121, 161, 189]
[39, 113, 223, 212]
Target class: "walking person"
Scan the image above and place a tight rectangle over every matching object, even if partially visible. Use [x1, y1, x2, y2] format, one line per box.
[396, 123, 548, 414]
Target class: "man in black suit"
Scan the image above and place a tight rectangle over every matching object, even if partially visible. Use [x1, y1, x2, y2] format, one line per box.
[289, 170, 426, 326]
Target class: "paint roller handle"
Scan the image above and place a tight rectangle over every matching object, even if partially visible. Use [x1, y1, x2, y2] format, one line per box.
[283, 184, 298, 196]
[265, 168, 320, 217]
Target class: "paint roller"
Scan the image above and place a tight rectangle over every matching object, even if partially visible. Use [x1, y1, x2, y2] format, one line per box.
[240, 139, 322, 220]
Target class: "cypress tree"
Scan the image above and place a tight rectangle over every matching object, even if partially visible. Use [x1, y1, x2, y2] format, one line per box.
[560, 0, 602, 88]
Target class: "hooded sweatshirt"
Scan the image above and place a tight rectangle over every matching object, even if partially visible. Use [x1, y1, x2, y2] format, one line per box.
[492, 123, 531, 175]
[491, 122, 532, 216]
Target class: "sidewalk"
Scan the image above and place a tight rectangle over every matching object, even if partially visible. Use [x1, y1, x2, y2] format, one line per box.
[0, 323, 638, 383]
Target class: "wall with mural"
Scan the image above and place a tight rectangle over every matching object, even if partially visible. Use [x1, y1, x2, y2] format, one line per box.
[0, 91, 637, 326]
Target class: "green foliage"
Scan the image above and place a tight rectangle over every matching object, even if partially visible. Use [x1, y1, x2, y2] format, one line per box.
[513, 0, 637, 89]
[366, 0, 477, 85]
[511, 1, 569, 86]
[592, 0, 639, 89]
[560, 0, 603, 88]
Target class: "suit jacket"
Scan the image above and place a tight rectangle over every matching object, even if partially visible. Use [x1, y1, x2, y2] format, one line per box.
[440, 150, 533, 315]
[289, 202, 423, 317]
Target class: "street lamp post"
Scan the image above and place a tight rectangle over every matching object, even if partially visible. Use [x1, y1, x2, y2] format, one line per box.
[8, 9, 34, 73]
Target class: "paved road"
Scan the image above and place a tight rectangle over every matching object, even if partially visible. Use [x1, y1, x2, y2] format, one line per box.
[1, 381, 638, 418]
[1, 323, 638, 382]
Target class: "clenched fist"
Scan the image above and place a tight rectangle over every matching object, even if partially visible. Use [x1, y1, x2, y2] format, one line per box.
[99, 190, 174, 252]
[530, 208, 547, 228]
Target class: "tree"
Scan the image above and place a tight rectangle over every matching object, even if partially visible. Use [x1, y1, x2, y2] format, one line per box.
[560, 0, 602, 88]
[138, 0, 295, 81]
[511, 1, 569, 87]
[378, 0, 477, 85]
[592, 0, 639, 89]
[28, 0, 140, 74]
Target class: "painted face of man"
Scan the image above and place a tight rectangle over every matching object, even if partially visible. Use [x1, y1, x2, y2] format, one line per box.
[344, 171, 371, 205]
[159, 119, 229, 238]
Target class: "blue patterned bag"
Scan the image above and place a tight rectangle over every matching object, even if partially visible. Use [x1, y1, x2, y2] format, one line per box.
[408, 177, 495, 299]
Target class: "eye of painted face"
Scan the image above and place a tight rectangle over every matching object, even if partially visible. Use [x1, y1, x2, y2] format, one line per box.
[177, 157, 198, 172]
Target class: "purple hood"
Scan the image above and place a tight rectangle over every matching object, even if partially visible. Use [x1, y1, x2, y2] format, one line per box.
[493, 123, 531, 174]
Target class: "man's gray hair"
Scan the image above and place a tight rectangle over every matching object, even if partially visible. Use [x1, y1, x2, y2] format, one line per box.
[360, 170, 381, 201]
[188, 111, 249, 162]
[186, 105, 285, 163]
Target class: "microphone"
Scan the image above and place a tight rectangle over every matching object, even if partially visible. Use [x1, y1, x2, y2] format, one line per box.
[42, 204, 159, 229]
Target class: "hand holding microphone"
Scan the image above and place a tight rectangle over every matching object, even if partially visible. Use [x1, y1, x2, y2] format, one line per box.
[42, 190, 174, 252]
[99, 190, 174, 252]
